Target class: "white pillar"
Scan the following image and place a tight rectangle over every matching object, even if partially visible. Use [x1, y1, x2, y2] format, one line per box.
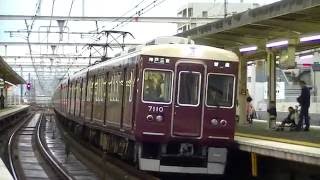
[266, 49, 276, 129]
[238, 55, 248, 124]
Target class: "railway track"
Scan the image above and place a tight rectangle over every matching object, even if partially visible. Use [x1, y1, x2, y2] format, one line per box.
[7, 113, 99, 180]
[41, 114, 99, 180]
[56, 116, 159, 180]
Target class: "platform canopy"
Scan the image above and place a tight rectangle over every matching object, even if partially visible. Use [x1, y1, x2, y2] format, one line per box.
[177, 0, 320, 59]
[0, 56, 26, 85]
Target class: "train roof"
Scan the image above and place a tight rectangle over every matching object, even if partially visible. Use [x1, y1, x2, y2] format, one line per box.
[140, 44, 238, 61]
[61, 43, 238, 84]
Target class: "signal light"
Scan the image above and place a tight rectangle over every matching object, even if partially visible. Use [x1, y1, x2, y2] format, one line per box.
[26, 83, 31, 90]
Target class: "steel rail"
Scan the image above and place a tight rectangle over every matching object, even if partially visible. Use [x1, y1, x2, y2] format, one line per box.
[36, 114, 74, 180]
[7, 114, 33, 180]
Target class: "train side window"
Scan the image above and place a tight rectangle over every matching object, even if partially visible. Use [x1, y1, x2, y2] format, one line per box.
[76, 80, 80, 100]
[206, 74, 234, 107]
[116, 73, 120, 102]
[82, 78, 87, 103]
[94, 76, 102, 102]
[178, 71, 201, 106]
[99, 76, 102, 101]
[128, 71, 133, 102]
[142, 69, 172, 103]
[94, 77, 98, 102]
[74, 81, 78, 100]
[108, 73, 116, 102]
[104, 73, 108, 100]
[87, 76, 94, 102]
[69, 83, 73, 110]
[86, 79, 90, 102]
[97, 75, 106, 102]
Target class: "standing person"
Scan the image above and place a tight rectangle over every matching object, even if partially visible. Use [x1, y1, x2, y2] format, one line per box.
[296, 80, 310, 131]
[246, 96, 254, 124]
[267, 101, 277, 129]
[0, 89, 4, 109]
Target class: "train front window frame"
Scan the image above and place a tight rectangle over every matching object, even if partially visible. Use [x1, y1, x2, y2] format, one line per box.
[177, 71, 201, 107]
[142, 68, 173, 104]
[206, 73, 235, 108]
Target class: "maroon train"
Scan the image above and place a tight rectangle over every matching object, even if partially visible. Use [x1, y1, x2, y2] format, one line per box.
[53, 37, 239, 174]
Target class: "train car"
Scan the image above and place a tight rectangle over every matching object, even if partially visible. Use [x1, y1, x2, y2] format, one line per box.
[53, 36, 239, 174]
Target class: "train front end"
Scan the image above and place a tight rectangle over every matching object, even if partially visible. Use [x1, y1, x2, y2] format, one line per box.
[134, 44, 239, 174]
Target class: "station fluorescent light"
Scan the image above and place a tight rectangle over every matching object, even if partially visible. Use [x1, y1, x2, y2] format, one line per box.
[300, 34, 320, 42]
[239, 46, 257, 52]
[299, 54, 314, 60]
[4, 81, 15, 87]
[266, 40, 288, 48]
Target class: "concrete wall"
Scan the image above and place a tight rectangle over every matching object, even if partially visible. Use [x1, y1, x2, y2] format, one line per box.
[177, 2, 260, 32]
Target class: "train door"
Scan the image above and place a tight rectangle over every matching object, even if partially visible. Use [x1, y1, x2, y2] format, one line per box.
[172, 62, 205, 137]
[121, 66, 136, 130]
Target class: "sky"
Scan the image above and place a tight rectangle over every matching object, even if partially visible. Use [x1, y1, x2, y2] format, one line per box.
[0, 0, 281, 95]
[0, 0, 282, 63]
[0, 0, 281, 43]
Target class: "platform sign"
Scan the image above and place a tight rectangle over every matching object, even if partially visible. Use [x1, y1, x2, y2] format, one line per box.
[263, 82, 285, 100]
[312, 62, 320, 71]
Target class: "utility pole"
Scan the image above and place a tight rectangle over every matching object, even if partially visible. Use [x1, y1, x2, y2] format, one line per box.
[224, 0, 228, 18]
[82, 0, 85, 16]
[20, 66, 23, 104]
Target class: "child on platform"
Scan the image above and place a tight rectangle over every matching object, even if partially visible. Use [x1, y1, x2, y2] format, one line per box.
[277, 106, 296, 131]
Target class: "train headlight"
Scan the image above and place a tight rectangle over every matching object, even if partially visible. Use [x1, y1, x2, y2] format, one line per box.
[146, 115, 153, 121]
[220, 119, 227, 127]
[155, 115, 163, 122]
[210, 119, 218, 126]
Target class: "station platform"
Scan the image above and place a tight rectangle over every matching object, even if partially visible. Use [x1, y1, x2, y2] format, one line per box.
[0, 158, 13, 180]
[0, 105, 29, 180]
[235, 120, 320, 166]
[0, 105, 29, 120]
[0, 105, 30, 132]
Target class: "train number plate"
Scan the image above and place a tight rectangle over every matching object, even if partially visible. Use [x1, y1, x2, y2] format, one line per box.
[148, 106, 164, 113]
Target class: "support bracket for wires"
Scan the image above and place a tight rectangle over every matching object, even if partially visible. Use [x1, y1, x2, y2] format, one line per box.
[86, 30, 135, 65]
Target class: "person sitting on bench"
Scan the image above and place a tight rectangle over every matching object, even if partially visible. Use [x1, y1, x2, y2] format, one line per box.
[278, 106, 296, 131]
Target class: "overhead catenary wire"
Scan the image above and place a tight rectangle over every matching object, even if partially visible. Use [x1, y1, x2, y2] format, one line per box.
[24, 0, 45, 91]
[25, 20, 45, 91]
[112, 0, 147, 23]
[85, 0, 158, 46]
[80, 0, 167, 57]
[90, 0, 147, 34]
[47, 0, 56, 54]
[92, 0, 168, 53]
[64, 0, 76, 28]
[111, 0, 166, 30]
[29, 0, 42, 32]
[52, 0, 78, 82]
[112, 0, 168, 30]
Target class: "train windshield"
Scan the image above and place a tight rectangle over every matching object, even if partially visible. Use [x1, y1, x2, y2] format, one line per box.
[143, 69, 172, 103]
[178, 71, 201, 106]
[206, 74, 234, 107]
